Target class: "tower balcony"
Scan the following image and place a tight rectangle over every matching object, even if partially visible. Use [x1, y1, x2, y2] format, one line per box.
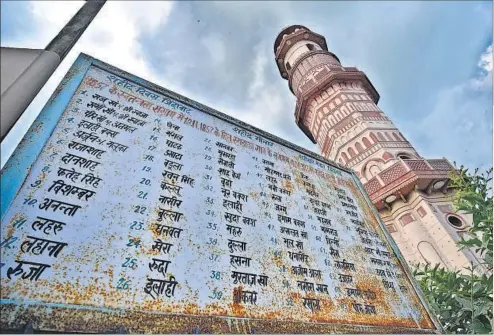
[363, 158, 455, 210]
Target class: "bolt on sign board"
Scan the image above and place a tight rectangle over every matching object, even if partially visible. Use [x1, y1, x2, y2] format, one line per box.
[0, 54, 442, 334]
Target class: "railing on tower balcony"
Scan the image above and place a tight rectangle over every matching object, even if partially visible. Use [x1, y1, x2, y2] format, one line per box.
[363, 158, 455, 207]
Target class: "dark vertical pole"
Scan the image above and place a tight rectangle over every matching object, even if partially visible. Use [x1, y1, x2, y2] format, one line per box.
[45, 0, 106, 61]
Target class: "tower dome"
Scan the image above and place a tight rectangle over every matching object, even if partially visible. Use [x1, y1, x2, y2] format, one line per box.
[273, 25, 341, 95]
[273, 25, 311, 54]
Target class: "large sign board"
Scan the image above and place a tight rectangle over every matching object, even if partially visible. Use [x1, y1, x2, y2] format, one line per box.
[0, 54, 441, 333]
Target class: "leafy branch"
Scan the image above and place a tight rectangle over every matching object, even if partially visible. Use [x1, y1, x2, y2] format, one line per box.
[414, 166, 493, 334]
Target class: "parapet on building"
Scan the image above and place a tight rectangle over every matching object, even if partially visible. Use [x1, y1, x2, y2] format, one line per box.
[274, 25, 483, 270]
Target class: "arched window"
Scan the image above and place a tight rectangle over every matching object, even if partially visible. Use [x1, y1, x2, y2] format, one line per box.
[347, 102, 356, 112]
[417, 241, 446, 267]
[369, 165, 381, 177]
[393, 132, 401, 141]
[355, 142, 364, 153]
[370, 133, 378, 143]
[348, 147, 356, 158]
[306, 43, 315, 51]
[341, 152, 349, 162]
[341, 105, 349, 116]
[362, 137, 371, 148]
[385, 133, 393, 141]
[329, 115, 336, 125]
[285, 62, 291, 71]
[377, 132, 385, 141]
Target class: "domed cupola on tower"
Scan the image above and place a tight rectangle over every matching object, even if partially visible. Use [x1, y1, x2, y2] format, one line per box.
[274, 25, 340, 95]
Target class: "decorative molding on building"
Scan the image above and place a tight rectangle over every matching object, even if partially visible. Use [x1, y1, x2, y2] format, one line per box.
[290, 51, 342, 95]
[293, 70, 380, 142]
[313, 102, 384, 138]
[386, 224, 398, 233]
[417, 206, 427, 218]
[399, 213, 415, 226]
[309, 86, 372, 116]
[322, 117, 399, 155]
[428, 159, 454, 171]
[363, 158, 454, 209]
[345, 142, 414, 168]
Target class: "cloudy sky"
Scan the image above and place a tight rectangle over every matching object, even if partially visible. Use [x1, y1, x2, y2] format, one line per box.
[1, 1, 492, 171]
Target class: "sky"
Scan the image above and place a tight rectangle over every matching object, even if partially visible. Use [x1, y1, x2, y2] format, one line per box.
[1, 1, 492, 172]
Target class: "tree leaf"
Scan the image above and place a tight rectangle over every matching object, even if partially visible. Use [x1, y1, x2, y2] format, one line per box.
[473, 300, 493, 317]
[454, 294, 473, 310]
[472, 318, 491, 333]
[415, 167, 493, 334]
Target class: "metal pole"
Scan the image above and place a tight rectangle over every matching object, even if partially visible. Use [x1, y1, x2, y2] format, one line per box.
[0, 0, 106, 141]
[45, 0, 106, 61]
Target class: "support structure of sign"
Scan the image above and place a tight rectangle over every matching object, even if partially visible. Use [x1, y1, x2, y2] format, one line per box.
[0, 54, 443, 334]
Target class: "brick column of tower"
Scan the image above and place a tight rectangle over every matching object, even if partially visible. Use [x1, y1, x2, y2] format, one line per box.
[274, 25, 486, 272]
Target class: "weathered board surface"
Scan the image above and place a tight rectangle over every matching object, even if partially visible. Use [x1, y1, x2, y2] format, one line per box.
[0, 54, 441, 334]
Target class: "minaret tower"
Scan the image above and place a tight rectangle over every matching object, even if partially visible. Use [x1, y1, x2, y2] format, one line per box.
[274, 25, 484, 271]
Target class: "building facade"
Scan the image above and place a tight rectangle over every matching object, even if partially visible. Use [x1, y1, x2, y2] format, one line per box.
[273, 25, 484, 271]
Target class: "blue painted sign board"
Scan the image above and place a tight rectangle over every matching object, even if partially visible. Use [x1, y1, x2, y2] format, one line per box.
[0, 54, 441, 334]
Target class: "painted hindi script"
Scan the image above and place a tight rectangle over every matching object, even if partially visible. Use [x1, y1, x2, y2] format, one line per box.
[0, 65, 435, 330]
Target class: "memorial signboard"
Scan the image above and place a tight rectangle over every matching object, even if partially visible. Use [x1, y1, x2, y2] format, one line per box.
[0, 54, 441, 333]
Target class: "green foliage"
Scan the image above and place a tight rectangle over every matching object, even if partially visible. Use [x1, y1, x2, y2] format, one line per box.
[413, 166, 493, 334]
[414, 263, 492, 333]
[451, 166, 493, 270]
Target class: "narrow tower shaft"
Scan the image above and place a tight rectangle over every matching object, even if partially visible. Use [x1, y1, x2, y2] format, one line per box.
[274, 25, 486, 272]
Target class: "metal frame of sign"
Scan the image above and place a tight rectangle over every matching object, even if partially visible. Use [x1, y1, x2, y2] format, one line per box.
[0, 53, 443, 334]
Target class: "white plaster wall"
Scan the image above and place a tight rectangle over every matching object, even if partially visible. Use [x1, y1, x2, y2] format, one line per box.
[426, 195, 486, 272]
[381, 191, 481, 273]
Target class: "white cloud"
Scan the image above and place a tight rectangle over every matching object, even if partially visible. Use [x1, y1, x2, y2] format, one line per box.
[479, 44, 493, 72]
[204, 43, 285, 128]
[1, 1, 174, 167]
[9, 1, 84, 47]
[212, 43, 316, 150]
[247, 43, 269, 100]
[1, 1, 491, 171]
[201, 34, 226, 65]
[410, 44, 493, 171]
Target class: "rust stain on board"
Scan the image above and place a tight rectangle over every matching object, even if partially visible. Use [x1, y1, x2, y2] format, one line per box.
[0, 303, 438, 334]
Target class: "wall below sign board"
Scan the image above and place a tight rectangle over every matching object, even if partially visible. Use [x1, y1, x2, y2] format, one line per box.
[0, 56, 439, 333]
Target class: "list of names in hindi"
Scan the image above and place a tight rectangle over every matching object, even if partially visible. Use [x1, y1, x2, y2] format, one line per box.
[0, 66, 423, 323]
